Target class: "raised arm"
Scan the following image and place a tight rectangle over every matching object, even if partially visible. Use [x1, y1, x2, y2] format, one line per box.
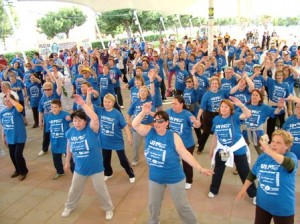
[74, 94, 99, 132]
[132, 102, 152, 136]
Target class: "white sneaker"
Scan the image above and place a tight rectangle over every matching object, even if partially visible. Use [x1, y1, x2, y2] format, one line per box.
[252, 196, 256, 205]
[120, 106, 125, 109]
[38, 150, 46, 156]
[61, 208, 73, 217]
[208, 192, 215, 198]
[185, 183, 192, 190]
[131, 161, 138, 166]
[104, 175, 113, 181]
[129, 177, 136, 183]
[105, 210, 114, 220]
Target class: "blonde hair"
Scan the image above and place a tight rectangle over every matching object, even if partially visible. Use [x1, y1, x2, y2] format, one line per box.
[210, 76, 221, 86]
[138, 86, 150, 99]
[104, 93, 116, 103]
[272, 130, 293, 150]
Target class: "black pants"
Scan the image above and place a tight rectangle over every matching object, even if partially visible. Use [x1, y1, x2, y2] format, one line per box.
[102, 149, 135, 178]
[114, 86, 123, 106]
[160, 79, 166, 100]
[42, 125, 50, 152]
[175, 89, 183, 96]
[182, 145, 195, 184]
[198, 110, 219, 152]
[8, 143, 28, 175]
[210, 153, 256, 197]
[194, 127, 201, 146]
[255, 205, 294, 224]
[266, 113, 285, 142]
[227, 56, 234, 67]
[32, 107, 39, 125]
[52, 152, 75, 174]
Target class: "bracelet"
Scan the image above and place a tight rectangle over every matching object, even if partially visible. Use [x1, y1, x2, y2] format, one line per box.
[150, 81, 154, 83]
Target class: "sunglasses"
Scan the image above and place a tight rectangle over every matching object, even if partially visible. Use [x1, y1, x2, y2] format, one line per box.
[43, 89, 52, 91]
[153, 118, 165, 123]
[185, 80, 192, 83]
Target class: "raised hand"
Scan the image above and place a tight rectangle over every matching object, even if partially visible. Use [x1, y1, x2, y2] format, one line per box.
[73, 94, 85, 106]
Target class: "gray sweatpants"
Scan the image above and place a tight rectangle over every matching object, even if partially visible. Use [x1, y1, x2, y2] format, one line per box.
[148, 179, 198, 224]
[64, 171, 114, 212]
[132, 131, 144, 163]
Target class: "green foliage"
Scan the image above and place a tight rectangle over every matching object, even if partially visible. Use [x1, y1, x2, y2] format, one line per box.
[4, 50, 38, 63]
[0, 0, 18, 43]
[37, 7, 87, 39]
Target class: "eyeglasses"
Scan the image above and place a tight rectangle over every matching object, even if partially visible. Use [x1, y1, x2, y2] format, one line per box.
[153, 118, 165, 123]
[185, 80, 192, 83]
[43, 89, 52, 91]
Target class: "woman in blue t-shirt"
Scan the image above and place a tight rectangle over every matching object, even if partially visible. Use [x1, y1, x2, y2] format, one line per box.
[132, 104, 213, 224]
[243, 89, 284, 155]
[0, 94, 28, 181]
[237, 130, 298, 224]
[25, 73, 42, 128]
[208, 97, 257, 202]
[196, 76, 229, 154]
[166, 95, 200, 190]
[62, 95, 114, 220]
[127, 86, 154, 166]
[94, 93, 135, 183]
[282, 95, 300, 160]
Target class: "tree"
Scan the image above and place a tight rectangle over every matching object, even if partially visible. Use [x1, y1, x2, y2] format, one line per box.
[37, 7, 87, 39]
[0, 0, 18, 48]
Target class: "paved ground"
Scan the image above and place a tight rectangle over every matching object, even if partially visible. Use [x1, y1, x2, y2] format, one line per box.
[0, 79, 299, 224]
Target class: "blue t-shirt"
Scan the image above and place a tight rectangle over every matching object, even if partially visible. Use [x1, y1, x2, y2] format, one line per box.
[227, 45, 237, 57]
[95, 106, 127, 150]
[166, 108, 195, 148]
[11, 80, 25, 102]
[38, 92, 61, 117]
[98, 74, 115, 97]
[252, 75, 265, 90]
[128, 98, 154, 125]
[173, 65, 189, 91]
[46, 111, 71, 153]
[265, 78, 290, 103]
[282, 115, 300, 160]
[145, 128, 185, 184]
[195, 74, 209, 101]
[183, 87, 200, 116]
[212, 112, 246, 155]
[252, 152, 298, 216]
[145, 79, 162, 108]
[109, 66, 122, 88]
[26, 81, 42, 108]
[66, 125, 103, 176]
[231, 88, 251, 105]
[200, 90, 229, 112]
[32, 57, 44, 73]
[244, 62, 254, 75]
[221, 77, 237, 91]
[0, 107, 26, 144]
[130, 86, 140, 104]
[72, 74, 84, 94]
[242, 104, 275, 142]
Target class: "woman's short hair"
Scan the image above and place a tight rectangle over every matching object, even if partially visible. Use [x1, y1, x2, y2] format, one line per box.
[272, 130, 293, 150]
[209, 76, 221, 86]
[154, 110, 169, 122]
[70, 110, 87, 121]
[43, 82, 54, 89]
[219, 99, 234, 115]
[104, 93, 116, 103]
[81, 81, 91, 87]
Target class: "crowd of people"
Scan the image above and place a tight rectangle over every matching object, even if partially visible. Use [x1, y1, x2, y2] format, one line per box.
[0, 31, 299, 223]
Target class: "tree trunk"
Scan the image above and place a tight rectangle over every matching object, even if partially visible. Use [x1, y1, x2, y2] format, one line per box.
[124, 21, 132, 46]
[66, 30, 70, 39]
